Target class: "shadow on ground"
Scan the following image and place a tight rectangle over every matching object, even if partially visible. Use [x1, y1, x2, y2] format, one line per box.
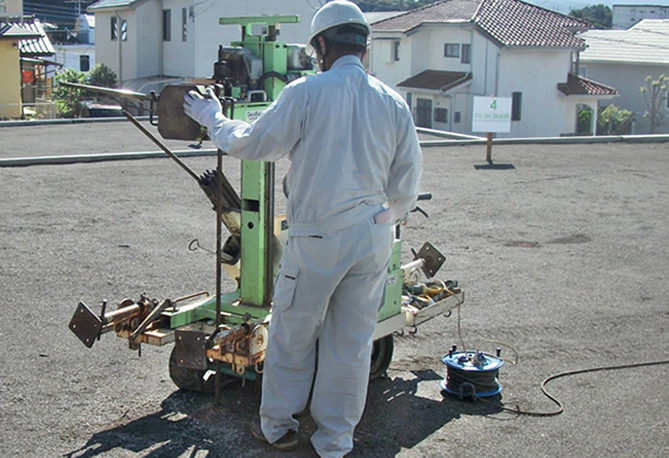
[64, 369, 502, 458]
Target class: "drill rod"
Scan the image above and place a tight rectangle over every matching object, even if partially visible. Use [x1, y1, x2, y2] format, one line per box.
[123, 110, 200, 182]
[215, 146, 224, 405]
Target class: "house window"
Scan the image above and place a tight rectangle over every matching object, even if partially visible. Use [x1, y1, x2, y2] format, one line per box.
[392, 40, 400, 61]
[80, 55, 90, 72]
[435, 108, 448, 123]
[454, 111, 461, 123]
[406, 92, 412, 110]
[163, 9, 171, 41]
[120, 20, 127, 41]
[512, 92, 522, 121]
[182, 8, 187, 41]
[111, 17, 126, 41]
[461, 44, 471, 64]
[111, 16, 117, 40]
[444, 43, 459, 58]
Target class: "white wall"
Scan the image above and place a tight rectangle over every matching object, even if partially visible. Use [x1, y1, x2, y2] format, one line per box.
[94, 9, 140, 84]
[497, 48, 573, 137]
[53, 44, 96, 72]
[135, 0, 162, 80]
[161, 0, 194, 78]
[582, 61, 669, 134]
[369, 33, 412, 89]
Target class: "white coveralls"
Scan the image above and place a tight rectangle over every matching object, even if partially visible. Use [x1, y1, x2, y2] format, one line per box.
[203, 55, 422, 457]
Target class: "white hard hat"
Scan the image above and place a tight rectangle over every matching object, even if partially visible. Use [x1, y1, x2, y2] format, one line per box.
[308, 0, 370, 48]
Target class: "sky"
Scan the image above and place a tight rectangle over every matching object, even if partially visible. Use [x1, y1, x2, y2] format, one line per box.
[526, 0, 669, 14]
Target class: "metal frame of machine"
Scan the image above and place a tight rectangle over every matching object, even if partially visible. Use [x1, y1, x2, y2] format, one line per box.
[68, 16, 464, 396]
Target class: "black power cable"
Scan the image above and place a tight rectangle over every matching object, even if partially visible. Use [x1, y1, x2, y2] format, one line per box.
[466, 359, 669, 417]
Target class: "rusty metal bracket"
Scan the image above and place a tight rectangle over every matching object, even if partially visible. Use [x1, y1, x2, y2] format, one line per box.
[129, 299, 171, 350]
[415, 242, 446, 278]
[174, 328, 210, 370]
[69, 301, 103, 348]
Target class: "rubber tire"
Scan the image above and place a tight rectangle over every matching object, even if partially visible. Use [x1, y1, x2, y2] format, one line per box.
[168, 346, 216, 394]
[370, 335, 394, 381]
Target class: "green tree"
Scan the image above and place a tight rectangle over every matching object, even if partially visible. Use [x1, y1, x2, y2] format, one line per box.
[85, 63, 118, 88]
[52, 68, 87, 118]
[596, 104, 634, 135]
[569, 4, 612, 29]
[640, 74, 668, 134]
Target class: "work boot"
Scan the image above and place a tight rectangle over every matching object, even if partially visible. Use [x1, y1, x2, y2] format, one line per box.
[250, 416, 299, 451]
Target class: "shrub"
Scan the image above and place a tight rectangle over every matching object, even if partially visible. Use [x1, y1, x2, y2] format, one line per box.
[52, 68, 87, 118]
[597, 104, 634, 135]
[86, 63, 118, 88]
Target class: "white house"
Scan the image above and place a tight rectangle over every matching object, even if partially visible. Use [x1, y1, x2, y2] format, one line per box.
[579, 19, 669, 135]
[87, 0, 318, 93]
[369, 0, 618, 138]
[53, 43, 96, 72]
[612, 4, 669, 30]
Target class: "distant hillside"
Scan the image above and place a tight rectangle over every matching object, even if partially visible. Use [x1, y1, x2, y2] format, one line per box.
[24, 0, 96, 29]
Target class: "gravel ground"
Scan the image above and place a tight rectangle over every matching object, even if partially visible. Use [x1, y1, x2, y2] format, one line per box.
[1, 121, 668, 458]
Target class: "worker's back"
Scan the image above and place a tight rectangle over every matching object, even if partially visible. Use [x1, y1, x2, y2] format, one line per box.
[280, 55, 420, 236]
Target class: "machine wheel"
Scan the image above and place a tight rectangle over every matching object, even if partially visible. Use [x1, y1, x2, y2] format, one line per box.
[168, 346, 215, 394]
[370, 335, 394, 381]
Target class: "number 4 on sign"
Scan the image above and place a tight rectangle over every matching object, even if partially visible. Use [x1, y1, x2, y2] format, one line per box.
[490, 100, 497, 110]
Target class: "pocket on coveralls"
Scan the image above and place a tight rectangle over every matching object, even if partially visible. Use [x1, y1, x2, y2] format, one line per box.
[272, 265, 299, 312]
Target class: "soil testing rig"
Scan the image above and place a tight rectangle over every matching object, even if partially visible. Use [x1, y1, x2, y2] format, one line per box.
[68, 16, 464, 398]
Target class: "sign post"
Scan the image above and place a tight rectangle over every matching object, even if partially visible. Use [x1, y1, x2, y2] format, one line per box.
[472, 97, 512, 164]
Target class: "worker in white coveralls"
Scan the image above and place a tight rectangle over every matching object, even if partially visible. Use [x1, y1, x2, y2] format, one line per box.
[183, 1, 422, 456]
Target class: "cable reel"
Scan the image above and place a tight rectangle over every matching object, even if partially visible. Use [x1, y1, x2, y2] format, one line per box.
[440, 347, 504, 400]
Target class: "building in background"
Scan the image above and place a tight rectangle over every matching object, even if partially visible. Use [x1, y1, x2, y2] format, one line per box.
[0, 0, 23, 17]
[612, 4, 669, 29]
[0, 22, 39, 118]
[579, 19, 669, 134]
[76, 13, 95, 44]
[87, 0, 317, 94]
[369, 0, 618, 138]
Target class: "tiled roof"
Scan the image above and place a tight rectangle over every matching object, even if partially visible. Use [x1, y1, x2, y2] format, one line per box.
[365, 12, 405, 25]
[475, 0, 590, 48]
[372, 0, 591, 49]
[579, 19, 669, 65]
[557, 73, 618, 96]
[397, 70, 472, 91]
[7, 20, 55, 56]
[372, 0, 479, 32]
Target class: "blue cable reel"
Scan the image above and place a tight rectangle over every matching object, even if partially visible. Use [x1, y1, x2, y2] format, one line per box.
[440, 348, 504, 399]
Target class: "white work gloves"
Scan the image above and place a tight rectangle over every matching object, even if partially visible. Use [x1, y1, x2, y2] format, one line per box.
[183, 87, 222, 130]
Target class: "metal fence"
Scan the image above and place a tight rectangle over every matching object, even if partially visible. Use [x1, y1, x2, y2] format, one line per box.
[0, 101, 58, 121]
